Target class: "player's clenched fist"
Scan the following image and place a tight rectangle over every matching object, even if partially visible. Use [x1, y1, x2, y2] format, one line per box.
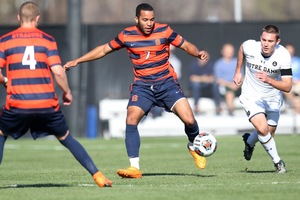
[63, 60, 79, 71]
[198, 51, 209, 61]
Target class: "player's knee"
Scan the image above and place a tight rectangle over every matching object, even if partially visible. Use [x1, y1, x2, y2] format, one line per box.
[0, 130, 7, 137]
[126, 107, 144, 125]
[57, 130, 69, 141]
[256, 127, 268, 136]
[126, 117, 139, 125]
[126, 114, 143, 125]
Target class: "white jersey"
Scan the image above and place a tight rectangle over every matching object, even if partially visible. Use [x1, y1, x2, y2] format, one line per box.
[241, 40, 291, 98]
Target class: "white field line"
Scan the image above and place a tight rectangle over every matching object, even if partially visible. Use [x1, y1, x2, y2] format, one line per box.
[6, 181, 300, 188]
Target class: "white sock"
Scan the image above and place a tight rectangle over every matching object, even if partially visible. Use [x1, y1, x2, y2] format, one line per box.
[129, 157, 140, 170]
[247, 130, 259, 147]
[188, 141, 195, 151]
[258, 133, 281, 163]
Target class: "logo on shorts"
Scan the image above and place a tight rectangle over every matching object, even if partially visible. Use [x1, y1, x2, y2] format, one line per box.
[246, 110, 250, 117]
[131, 95, 138, 102]
[175, 88, 183, 94]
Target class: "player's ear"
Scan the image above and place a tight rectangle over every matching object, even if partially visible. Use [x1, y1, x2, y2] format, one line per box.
[17, 14, 20, 22]
[36, 15, 40, 23]
[134, 16, 138, 24]
[276, 38, 281, 45]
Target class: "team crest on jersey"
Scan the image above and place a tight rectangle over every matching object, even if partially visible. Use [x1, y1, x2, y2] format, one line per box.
[272, 61, 277, 66]
[131, 95, 138, 102]
[155, 38, 161, 45]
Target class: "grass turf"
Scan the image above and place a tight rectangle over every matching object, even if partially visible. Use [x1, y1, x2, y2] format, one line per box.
[0, 134, 299, 200]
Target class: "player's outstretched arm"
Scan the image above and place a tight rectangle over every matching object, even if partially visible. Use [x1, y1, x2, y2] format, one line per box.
[233, 44, 244, 86]
[179, 40, 209, 61]
[64, 43, 113, 70]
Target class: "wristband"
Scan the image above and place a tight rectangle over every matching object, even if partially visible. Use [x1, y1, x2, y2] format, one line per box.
[4, 77, 8, 84]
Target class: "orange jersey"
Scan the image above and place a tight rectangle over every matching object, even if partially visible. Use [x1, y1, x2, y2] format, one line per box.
[109, 23, 184, 85]
[0, 27, 61, 113]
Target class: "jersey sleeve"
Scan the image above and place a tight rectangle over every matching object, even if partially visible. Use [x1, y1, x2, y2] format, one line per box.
[47, 39, 62, 67]
[280, 48, 292, 70]
[0, 40, 6, 69]
[108, 31, 125, 50]
[167, 26, 184, 47]
[280, 47, 292, 77]
[242, 39, 256, 54]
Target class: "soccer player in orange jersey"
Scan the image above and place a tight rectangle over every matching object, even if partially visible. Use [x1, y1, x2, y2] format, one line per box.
[64, 3, 209, 178]
[0, 1, 112, 187]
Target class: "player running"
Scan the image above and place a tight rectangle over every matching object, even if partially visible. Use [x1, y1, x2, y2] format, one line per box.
[64, 3, 208, 178]
[0, 1, 112, 187]
[233, 25, 292, 173]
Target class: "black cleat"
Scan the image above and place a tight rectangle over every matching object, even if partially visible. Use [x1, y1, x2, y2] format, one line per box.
[274, 160, 287, 173]
[242, 133, 254, 161]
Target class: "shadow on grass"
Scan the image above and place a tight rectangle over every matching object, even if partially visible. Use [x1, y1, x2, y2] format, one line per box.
[143, 172, 216, 177]
[0, 183, 70, 189]
[240, 170, 275, 173]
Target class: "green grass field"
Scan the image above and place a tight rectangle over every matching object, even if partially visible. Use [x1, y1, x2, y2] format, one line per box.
[0, 134, 299, 200]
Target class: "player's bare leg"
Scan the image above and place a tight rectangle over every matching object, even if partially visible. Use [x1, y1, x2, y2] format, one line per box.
[172, 98, 206, 169]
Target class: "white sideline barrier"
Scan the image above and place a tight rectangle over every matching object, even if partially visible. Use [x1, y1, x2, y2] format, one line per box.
[99, 98, 299, 138]
[99, 99, 128, 120]
[99, 98, 241, 120]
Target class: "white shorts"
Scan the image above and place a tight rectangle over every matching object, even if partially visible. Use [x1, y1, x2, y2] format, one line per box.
[239, 93, 283, 126]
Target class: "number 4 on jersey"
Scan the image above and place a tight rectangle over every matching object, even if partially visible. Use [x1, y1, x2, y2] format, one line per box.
[22, 45, 37, 70]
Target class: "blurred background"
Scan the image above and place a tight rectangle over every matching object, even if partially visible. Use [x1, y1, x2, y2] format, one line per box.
[1, 0, 300, 137]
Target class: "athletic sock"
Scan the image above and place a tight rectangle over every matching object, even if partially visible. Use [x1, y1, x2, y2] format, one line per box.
[258, 133, 281, 163]
[187, 141, 195, 151]
[129, 157, 140, 170]
[0, 134, 7, 164]
[247, 130, 259, 147]
[125, 124, 140, 158]
[59, 134, 99, 175]
[185, 121, 199, 143]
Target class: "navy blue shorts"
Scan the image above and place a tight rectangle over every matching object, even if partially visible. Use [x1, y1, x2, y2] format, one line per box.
[0, 108, 68, 140]
[128, 78, 186, 115]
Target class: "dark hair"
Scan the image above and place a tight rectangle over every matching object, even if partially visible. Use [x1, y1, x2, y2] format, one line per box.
[262, 25, 280, 40]
[135, 3, 154, 17]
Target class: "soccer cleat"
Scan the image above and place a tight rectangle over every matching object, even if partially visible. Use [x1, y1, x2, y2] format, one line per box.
[117, 166, 142, 178]
[274, 160, 287, 173]
[92, 171, 112, 187]
[242, 133, 255, 161]
[187, 144, 206, 170]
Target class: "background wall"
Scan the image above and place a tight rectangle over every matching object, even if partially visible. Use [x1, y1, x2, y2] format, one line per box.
[1, 0, 300, 24]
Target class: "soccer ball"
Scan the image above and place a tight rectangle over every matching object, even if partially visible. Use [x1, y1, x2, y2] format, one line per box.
[193, 132, 217, 157]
